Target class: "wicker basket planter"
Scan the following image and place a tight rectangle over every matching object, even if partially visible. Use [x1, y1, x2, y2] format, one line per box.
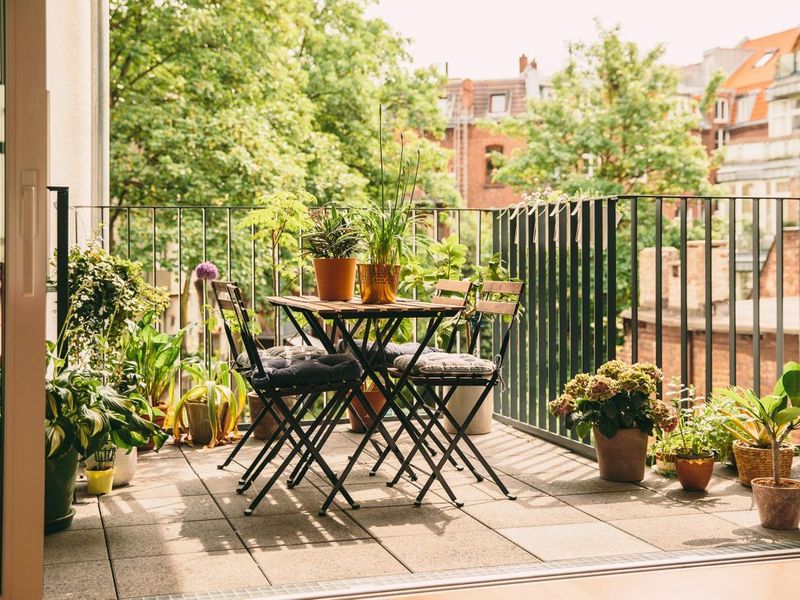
[732, 440, 794, 487]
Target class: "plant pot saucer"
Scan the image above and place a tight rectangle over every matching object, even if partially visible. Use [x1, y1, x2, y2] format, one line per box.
[45, 508, 76, 534]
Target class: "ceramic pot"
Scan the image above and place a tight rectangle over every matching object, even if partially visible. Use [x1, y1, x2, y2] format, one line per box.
[247, 392, 297, 441]
[358, 264, 400, 304]
[675, 453, 715, 492]
[86, 468, 116, 495]
[593, 426, 648, 482]
[654, 452, 676, 476]
[85, 447, 137, 487]
[348, 389, 386, 433]
[185, 401, 214, 446]
[45, 450, 80, 533]
[751, 478, 800, 530]
[314, 258, 357, 301]
[444, 386, 493, 435]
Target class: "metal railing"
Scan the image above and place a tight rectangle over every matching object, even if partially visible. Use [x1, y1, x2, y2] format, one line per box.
[55, 195, 800, 454]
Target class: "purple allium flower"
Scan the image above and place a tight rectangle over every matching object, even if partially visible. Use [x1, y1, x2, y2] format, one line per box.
[195, 261, 219, 281]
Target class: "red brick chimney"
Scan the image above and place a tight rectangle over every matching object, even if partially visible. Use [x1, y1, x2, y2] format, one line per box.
[461, 79, 474, 113]
[519, 54, 528, 73]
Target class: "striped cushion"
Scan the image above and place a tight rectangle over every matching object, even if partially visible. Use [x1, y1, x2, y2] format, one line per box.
[394, 353, 495, 376]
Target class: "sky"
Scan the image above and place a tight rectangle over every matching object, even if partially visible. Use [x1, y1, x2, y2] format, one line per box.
[368, 0, 800, 79]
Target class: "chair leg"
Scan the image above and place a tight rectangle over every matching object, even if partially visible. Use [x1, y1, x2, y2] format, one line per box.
[218, 398, 271, 470]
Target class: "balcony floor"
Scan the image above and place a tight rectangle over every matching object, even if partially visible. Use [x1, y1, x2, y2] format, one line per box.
[45, 421, 800, 600]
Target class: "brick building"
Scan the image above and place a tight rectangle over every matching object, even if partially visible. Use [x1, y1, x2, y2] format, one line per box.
[440, 56, 551, 208]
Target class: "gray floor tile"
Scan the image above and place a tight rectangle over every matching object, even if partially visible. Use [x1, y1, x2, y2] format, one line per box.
[499, 521, 660, 561]
[251, 539, 409, 584]
[214, 485, 328, 518]
[70, 500, 103, 530]
[100, 494, 223, 527]
[348, 503, 486, 538]
[113, 549, 267, 598]
[462, 495, 596, 529]
[44, 560, 116, 600]
[45, 528, 108, 565]
[514, 467, 641, 496]
[379, 529, 537, 572]
[107, 519, 242, 558]
[230, 509, 369, 548]
[665, 477, 757, 512]
[560, 489, 703, 520]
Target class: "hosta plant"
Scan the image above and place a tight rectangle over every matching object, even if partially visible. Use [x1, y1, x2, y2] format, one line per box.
[168, 361, 248, 448]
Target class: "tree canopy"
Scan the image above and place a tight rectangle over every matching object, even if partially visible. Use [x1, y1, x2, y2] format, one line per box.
[492, 24, 721, 196]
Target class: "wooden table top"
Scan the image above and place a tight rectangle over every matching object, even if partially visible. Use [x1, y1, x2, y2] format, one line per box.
[266, 295, 463, 318]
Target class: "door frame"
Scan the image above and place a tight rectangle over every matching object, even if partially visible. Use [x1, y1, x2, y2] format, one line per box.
[2, 0, 48, 598]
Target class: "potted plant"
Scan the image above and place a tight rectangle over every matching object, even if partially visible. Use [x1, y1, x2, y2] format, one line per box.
[666, 379, 716, 492]
[169, 361, 248, 448]
[357, 120, 422, 304]
[550, 360, 672, 482]
[649, 434, 680, 476]
[85, 445, 117, 495]
[348, 381, 386, 433]
[726, 363, 800, 529]
[305, 205, 360, 301]
[716, 386, 796, 486]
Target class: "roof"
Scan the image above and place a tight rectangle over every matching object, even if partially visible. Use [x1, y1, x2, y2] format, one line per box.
[726, 28, 800, 123]
[445, 77, 528, 119]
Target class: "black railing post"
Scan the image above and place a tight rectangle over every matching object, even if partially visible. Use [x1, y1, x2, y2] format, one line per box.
[48, 186, 70, 364]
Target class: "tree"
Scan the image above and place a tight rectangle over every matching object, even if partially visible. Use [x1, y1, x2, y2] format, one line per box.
[492, 23, 720, 196]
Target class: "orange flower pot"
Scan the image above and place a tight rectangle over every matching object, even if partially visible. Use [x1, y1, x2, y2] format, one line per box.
[313, 258, 357, 301]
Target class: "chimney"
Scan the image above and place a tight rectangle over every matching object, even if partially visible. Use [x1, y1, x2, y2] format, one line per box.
[519, 54, 529, 74]
[461, 79, 474, 115]
[522, 57, 541, 100]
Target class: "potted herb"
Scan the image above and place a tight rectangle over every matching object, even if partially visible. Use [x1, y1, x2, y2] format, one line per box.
[727, 363, 800, 529]
[550, 360, 672, 482]
[716, 386, 796, 486]
[305, 205, 360, 301]
[357, 115, 422, 304]
[649, 432, 681, 476]
[169, 361, 247, 448]
[666, 379, 716, 492]
[85, 445, 117, 495]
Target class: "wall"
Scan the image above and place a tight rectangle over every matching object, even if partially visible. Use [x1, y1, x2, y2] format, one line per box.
[759, 228, 800, 297]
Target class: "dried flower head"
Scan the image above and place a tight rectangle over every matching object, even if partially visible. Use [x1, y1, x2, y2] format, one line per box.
[617, 368, 657, 396]
[651, 400, 678, 433]
[196, 261, 219, 281]
[586, 375, 618, 402]
[564, 373, 591, 398]
[549, 393, 576, 417]
[597, 359, 628, 380]
[631, 362, 663, 386]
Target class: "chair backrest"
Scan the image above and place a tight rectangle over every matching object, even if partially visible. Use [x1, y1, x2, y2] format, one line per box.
[211, 280, 244, 368]
[224, 283, 267, 378]
[433, 279, 472, 352]
[469, 280, 525, 363]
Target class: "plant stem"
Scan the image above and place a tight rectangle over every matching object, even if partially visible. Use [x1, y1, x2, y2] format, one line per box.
[772, 433, 781, 485]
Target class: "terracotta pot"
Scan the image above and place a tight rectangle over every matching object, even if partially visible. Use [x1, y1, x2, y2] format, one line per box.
[751, 478, 800, 530]
[314, 258, 357, 301]
[247, 392, 297, 441]
[358, 263, 400, 304]
[675, 453, 715, 492]
[732, 441, 794, 487]
[593, 426, 648, 482]
[348, 389, 386, 433]
[140, 411, 167, 452]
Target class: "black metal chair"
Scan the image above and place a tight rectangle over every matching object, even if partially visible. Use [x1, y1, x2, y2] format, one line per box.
[386, 280, 525, 506]
[215, 282, 363, 515]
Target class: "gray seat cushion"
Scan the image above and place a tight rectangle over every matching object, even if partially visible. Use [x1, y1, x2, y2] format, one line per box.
[338, 340, 440, 366]
[237, 345, 326, 368]
[393, 353, 496, 377]
[254, 354, 362, 388]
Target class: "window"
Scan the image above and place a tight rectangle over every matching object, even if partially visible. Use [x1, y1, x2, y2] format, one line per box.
[714, 98, 729, 122]
[753, 50, 776, 68]
[488, 93, 508, 114]
[714, 128, 729, 149]
[735, 93, 756, 124]
[769, 97, 800, 137]
[485, 145, 504, 185]
[439, 95, 453, 118]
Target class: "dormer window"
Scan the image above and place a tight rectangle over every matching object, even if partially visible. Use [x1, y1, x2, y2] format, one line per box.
[489, 93, 508, 114]
[753, 50, 776, 68]
[714, 98, 729, 122]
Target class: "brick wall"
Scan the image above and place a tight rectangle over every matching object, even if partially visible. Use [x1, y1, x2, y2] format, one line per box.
[759, 228, 800, 298]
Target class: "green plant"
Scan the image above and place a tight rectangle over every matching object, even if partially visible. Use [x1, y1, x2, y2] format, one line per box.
[46, 343, 167, 461]
[665, 379, 717, 457]
[168, 361, 248, 448]
[716, 362, 800, 484]
[305, 205, 360, 259]
[117, 312, 187, 408]
[55, 236, 169, 368]
[549, 359, 670, 440]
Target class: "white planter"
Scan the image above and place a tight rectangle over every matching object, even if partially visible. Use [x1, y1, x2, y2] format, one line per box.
[443, 386, 494, 435]
[85, 447, 138, 488]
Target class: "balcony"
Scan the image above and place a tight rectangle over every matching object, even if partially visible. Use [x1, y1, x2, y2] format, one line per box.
[45, 421, 800, 599]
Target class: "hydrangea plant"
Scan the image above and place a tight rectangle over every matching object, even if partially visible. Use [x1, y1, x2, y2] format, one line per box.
[549, 359, 672, 440]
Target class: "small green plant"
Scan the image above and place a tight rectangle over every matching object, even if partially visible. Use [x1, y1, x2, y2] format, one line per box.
[666, 379, 716, 458]
[168, 361, 248, 448]
[305, 205, 360, 259]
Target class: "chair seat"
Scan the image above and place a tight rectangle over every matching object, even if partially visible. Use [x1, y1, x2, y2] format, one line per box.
[237, 345, 326, 368]
[252, 354, 362, 389]
[338, 340, 440, 366]
[392, 353, 496, 377]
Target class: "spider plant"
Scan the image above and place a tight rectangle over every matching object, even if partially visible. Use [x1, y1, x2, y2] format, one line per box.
[305, 205, 360, 259]
[168, 361, 248, 448]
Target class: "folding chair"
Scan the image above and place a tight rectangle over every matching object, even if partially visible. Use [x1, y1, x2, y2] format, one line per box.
[218, 282, 363, 515]
[386, 280, 525, 506]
